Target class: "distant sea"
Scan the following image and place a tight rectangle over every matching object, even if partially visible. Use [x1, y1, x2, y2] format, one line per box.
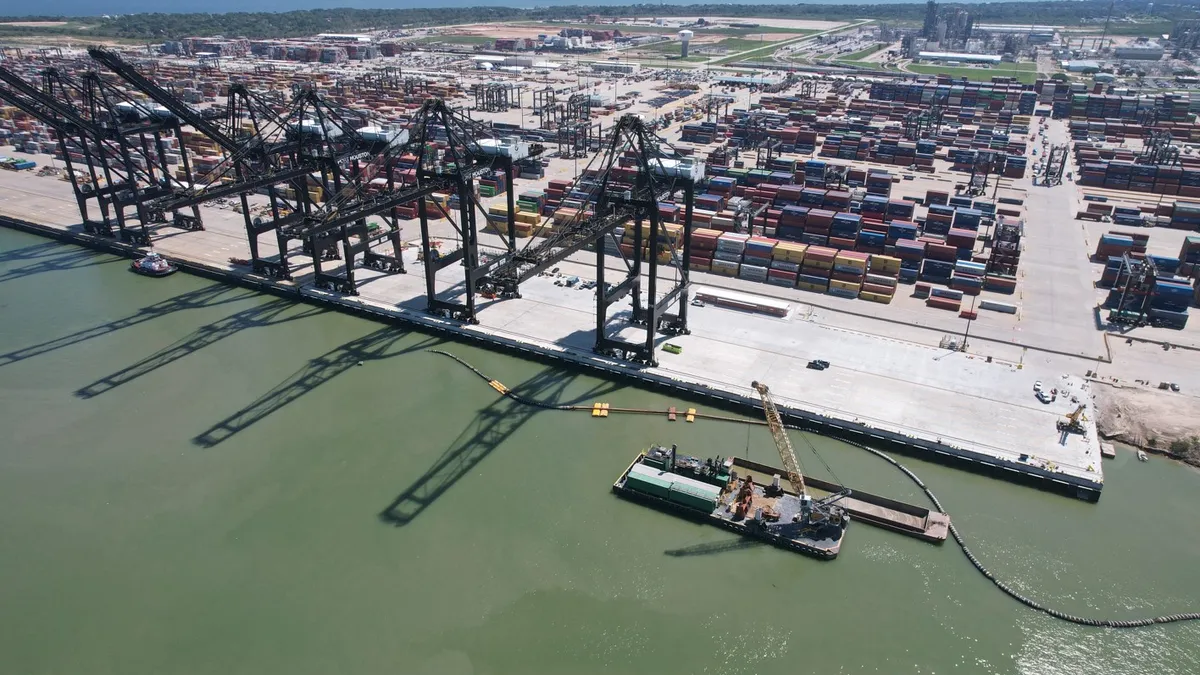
[7, 0, 1036, 19]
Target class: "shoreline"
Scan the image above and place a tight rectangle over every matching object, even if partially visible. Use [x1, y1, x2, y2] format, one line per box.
[1, 213, 1105, 501]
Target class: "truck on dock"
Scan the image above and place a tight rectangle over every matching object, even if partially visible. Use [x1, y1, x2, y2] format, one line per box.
[0, 157, 36, 172]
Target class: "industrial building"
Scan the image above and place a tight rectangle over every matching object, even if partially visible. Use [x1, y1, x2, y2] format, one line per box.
[916, 51, 1001, 64]
[1062, 60, 1102, 72]
[1113, 42, 1165, 61]
[589, 61, 640, 75]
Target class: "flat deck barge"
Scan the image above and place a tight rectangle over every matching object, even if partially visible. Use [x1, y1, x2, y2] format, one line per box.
[612, 450, 846, 559]
[732, 457, 949, 543]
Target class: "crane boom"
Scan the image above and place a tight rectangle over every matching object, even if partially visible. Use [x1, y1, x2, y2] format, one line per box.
[751, 381, 805, 497]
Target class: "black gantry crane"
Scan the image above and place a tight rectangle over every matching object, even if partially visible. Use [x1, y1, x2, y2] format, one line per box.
[89, 47, 335, 274]
[479, 113, 700, 366]
[0, 64, 202, 244]
[90, 47, 414, 279]
[287, 98, 537, 313]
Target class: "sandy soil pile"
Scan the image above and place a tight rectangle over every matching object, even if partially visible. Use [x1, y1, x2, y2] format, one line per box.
[1094, 384, 1200, 460]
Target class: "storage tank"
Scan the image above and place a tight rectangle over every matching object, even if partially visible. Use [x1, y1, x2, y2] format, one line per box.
[678, 30, 693, 58]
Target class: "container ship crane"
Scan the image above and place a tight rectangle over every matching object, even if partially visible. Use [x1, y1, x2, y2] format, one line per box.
[0, 64, 201, 243]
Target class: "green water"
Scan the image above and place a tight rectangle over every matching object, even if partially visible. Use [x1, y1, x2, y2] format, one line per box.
[1, 227, 1199, 675]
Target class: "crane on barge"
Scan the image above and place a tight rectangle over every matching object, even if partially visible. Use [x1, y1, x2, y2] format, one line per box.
[751, 381, 850, 513]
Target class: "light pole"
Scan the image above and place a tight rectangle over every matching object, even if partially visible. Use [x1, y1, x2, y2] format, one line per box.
[961, 294, 978, 351]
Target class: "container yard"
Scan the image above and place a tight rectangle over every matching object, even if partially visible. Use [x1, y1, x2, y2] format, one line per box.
[4, 16, 1200, 506]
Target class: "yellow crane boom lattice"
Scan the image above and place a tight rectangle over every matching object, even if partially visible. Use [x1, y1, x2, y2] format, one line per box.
[751, 381, 805, 496]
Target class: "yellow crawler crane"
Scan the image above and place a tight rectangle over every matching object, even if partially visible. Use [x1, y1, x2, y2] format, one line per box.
[751, 380, 807, 498]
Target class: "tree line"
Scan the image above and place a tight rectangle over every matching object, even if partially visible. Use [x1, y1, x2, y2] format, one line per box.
[0, 2, 1195, 41]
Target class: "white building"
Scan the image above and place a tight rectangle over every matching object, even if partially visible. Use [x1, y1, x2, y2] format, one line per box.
[590, 61, 641, 75]
[317, 33, 372, 43]
[917, 51, 1002, 64]
[1062, 59, 1101, 72]
[1114, 42, 1164, 61]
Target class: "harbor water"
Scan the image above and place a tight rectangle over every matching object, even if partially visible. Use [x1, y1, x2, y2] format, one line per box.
[2, 227, 1199, 674]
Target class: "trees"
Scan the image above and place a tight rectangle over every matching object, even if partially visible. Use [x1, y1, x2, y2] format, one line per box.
[2, 2, 1198, 42]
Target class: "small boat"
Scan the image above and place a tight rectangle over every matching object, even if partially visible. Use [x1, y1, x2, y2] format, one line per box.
[1137, 450, 1149, 462]
[130, 251, 177, 277]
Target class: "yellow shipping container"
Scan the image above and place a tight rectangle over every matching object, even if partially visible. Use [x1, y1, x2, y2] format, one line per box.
[859, 291, 894, 304]
[834, 254, 868, 270]
[515, 212, 540, 225]
[797, 281, 828, 293]
[773, 242, 808, 264]
[804, 259, 834, 270]
[869, 254, 901, 271]
[829, 279, 862, 292]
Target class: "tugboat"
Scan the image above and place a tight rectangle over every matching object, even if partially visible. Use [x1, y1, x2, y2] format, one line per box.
[130, 251, 177, 277]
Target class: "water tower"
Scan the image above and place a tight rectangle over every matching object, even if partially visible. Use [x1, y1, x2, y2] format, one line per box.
[679, 30, 694, 58]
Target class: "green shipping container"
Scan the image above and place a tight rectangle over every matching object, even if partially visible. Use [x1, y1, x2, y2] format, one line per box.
[626, 472, 672, 498]
[667, 485, 717, 513]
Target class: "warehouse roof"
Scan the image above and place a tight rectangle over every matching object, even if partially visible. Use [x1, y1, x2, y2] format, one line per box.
[917, 51, 1003, 64]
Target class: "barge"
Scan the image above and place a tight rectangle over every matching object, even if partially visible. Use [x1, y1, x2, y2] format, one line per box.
[613, 446, 849, 560]
[733, 457, 949, 543]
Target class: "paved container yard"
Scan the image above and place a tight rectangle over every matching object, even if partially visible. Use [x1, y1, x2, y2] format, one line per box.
[0, 166, 1105, 495]
[7, 29, 1200, 497]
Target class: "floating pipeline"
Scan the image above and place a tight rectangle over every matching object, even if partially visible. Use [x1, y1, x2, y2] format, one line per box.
[430, 349, 1200, 630]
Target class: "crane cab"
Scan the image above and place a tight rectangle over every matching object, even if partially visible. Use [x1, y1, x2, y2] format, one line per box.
[476, 136, 530, 161]
[649, 156, 705, 182]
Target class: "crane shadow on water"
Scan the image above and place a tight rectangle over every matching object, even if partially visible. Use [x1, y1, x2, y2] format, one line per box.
[0, 239, 68, 264]
[192, 327, 444, 448]
[664, 539, 765, 557]
[74, 298, 327, 398]
[0, 246, 118, 284]
[379, 362, 623, 527]
[0, 283, 255, 368]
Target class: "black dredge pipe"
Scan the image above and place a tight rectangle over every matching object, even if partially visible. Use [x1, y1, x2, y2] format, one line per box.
[430, 349, 1200, 630]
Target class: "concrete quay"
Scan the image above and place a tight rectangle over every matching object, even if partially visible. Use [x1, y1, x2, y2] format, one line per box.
[0, 171, 1105, 501]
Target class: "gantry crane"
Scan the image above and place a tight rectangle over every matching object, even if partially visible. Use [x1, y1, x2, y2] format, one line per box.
[479, 113, 700, 365]
[0, 64, 201, 244]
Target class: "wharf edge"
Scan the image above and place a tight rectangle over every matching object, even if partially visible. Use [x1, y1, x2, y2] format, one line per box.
[1, 214, 1103, 502]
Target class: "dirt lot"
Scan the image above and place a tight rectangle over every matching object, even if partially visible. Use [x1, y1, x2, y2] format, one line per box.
[0, 21, 68, 27]
[1095, 383, 1200, 461]
[443, 24, 551, 39]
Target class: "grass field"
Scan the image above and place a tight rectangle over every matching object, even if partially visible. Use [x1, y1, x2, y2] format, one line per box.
[836, 43, 886, 62]
[714, 37, 783, 52]
[412, 34, 495, 46]
[625, 53, 709, 64]
[711, 34, 817, 66]
[638, 39, 686, 53]
[906, 62, 1038, 85]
